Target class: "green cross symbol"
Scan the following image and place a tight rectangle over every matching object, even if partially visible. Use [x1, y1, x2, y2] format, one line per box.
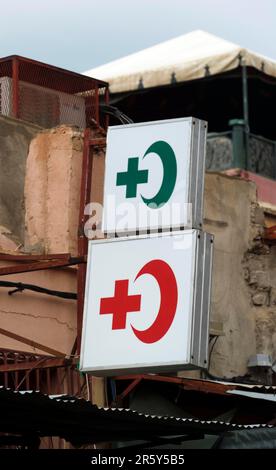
[116, 157, 149, 198]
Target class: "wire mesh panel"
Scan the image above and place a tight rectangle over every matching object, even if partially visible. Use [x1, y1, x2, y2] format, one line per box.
[0, 55, 108, 129]
[0, 58, 13, 117]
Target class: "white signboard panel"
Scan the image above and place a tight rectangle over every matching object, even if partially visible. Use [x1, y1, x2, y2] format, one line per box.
[102, 117, 207, 235]
[80, 230, 213, 375]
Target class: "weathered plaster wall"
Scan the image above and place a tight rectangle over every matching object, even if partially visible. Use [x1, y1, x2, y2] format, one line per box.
[0, 125, 104, 359]
[0, 115, 40, 243]
[0, 123, 80, 357]
[24, 126, 83, 255]
[0, 266, 77, 355]
[204, 174, 256, 377]
[24, 126, 105, 255]
[243, 231, 276, 362]
[204, 173, 276, 378]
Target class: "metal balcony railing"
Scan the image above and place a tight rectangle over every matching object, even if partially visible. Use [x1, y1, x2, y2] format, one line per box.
[206, 121, 276, 179]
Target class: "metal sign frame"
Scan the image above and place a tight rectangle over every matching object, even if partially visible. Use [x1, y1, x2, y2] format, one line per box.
[80, 230, 213, 376]
[102, 117, 207, 235]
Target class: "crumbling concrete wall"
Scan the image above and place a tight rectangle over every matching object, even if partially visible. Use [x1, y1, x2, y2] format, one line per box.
[24, 125, 105, 255]
[0, 125, 104, 357]
[243, 216, 276, 361]
[24, 126, 84, 255]
[0, 124, 82, 357]
[204, 174, 257, 377]
[204, 173, 276, 378]
[0, 115, 40, 243]
[0, 265, 77, 355]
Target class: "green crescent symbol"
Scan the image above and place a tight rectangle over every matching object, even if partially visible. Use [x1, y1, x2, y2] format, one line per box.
[141, 141, 177, 209]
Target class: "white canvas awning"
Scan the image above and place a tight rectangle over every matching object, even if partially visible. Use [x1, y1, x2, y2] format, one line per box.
[84, 30, 276, 94]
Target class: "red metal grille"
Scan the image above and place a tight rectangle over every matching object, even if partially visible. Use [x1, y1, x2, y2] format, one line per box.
[0, 55, 108, 129]
[0, 348, 89, 398]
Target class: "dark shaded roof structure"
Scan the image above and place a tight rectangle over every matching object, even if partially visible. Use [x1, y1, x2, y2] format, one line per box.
[0, 381, 275, 449]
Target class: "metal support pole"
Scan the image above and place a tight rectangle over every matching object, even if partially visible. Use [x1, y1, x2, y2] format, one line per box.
[76, 134, 106, 354]
[77, 129, 93, 354]
[242, 62, 250, 169]
[229, 119, 246, 169]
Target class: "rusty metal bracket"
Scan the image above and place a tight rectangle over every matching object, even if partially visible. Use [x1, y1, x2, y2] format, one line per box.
[77, 131, 107, 354]
[0, 252, 71, 261]
[116, 378, 142, 403]
[0, 327, 66, 357]
[0, 256, 86, 276]
[114, 374, 236, 396]
[0, 356, 77, 372]
[89, 138, 106, 147]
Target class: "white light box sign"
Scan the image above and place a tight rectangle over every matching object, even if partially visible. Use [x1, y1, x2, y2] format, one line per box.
[80, 230, 213, 375]
[102, 117, 207, 235]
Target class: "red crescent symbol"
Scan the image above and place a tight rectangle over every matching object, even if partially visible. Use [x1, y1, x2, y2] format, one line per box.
[131, 259, 178, 344]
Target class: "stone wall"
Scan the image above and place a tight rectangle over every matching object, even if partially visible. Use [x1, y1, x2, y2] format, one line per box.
[204, 173, 276, 379]
[243, 206, 276, 361]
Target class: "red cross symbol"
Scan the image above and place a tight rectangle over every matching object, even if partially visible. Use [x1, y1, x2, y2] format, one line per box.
[99, 279, 141, 329]
[98, 260, 178, 343]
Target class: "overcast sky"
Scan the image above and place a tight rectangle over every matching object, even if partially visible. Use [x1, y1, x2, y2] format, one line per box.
[1, 0, 276, 73]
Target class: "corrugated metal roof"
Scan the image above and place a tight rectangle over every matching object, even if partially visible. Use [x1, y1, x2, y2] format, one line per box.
[96, 407, 273, 430]
[191, 378, 276, 393]
[50, 393, 273, 429]
[0, 386, 274, 447]
[227, 390, 276, 402]
[199, 378, 276, 389]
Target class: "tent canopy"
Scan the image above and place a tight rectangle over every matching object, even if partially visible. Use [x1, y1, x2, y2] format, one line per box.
[85, 30, 276, 93]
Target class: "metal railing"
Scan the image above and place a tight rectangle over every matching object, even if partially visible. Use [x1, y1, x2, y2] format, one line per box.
[0, 55, 108, 130]
[0, 348, 88, 398]
[206, 122, 276, 179]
